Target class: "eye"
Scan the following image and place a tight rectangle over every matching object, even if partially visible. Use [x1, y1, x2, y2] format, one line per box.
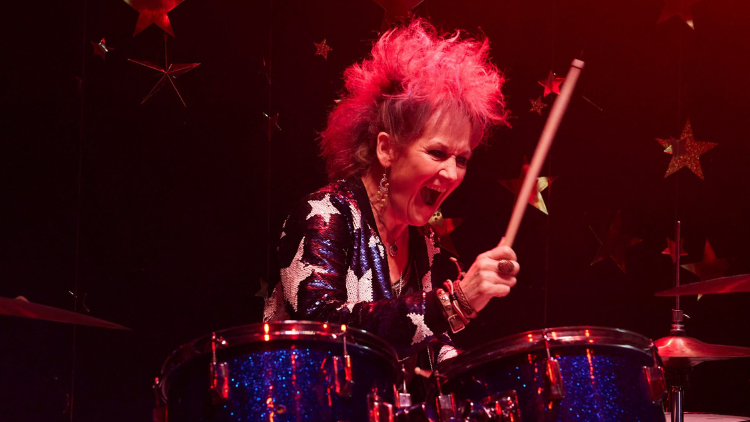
[428, 150, 446, 159]
[456, 156, 469, 168]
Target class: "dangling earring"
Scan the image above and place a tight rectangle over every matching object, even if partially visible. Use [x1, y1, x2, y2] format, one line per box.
[377, 169, 389, 207]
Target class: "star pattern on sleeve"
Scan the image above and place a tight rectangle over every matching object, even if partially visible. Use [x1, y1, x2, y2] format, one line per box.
[421, 232, 441, 292]
[280, 236, 325, 312]
[407, 312, 434, 345]
[345, 268, 374, 305]
[306, 194, 340, 224]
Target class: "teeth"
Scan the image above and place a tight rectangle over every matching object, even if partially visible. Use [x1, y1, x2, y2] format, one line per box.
[427, 186, 446, 193]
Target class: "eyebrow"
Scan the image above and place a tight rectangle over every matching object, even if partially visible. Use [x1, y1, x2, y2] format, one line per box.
[429, 140, 472, 158]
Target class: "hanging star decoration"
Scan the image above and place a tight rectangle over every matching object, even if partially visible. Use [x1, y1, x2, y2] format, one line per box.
[538, 71, 565, 97]
[128, 37, 200, 107]
[498, 157, 557, 215]
[371, 0, 424, 32]
[263, 113, 281, 139]
[662, 238, 688, 263]
[529, 96, 547, 115]
[314, 39, 333, 60]
[428, 209, 464, 256]
[657, 0, 703, 29]
[590, 211, 643, 273]
[656, 120, 717, 180]
[90, 38, 112, 60]
[681, 240, 731, 281]
[124, 0, 185, 37]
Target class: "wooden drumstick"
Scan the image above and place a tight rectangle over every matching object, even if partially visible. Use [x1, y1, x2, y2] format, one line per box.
[501, 59, 585, 248]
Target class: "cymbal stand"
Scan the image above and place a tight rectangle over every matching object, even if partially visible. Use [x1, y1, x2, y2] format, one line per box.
[668, 221, 688, 422]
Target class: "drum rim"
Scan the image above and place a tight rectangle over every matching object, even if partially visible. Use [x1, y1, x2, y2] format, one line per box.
[438, 325, 656, 380]
[158, 320, 400, 399]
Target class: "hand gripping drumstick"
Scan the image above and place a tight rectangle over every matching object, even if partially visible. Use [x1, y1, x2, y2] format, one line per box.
[501, 59, 585, 248]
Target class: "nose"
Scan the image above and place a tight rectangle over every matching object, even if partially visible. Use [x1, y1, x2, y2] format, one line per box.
[440, 158, 459, 182]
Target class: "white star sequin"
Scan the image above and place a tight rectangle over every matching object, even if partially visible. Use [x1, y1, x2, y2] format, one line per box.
[421, 236, 441, 292]
[407, 313, 433, 345]
[280, 236, 325, 312]
[306, 194, 340, 225]
[345, 267, 373, 304]
[348, 202, 361, 231]
[368, 235, 386, 258]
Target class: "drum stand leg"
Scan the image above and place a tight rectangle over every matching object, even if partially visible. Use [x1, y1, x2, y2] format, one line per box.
[670, 385, 683, 422]
[666, 367, 690, 422]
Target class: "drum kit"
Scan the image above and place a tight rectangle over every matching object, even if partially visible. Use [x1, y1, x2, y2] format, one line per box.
[2, 271, 749, 422]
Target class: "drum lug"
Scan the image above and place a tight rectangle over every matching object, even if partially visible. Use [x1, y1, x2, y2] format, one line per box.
[334, 355, 354, 398]
[152, 377, 167, 422]
[368, 392, 394, 422]
[642, 365, 667, 403]
[334, 330, 355, 398]
[484, 390, 522, 422]
[544, 358, 565, 401]
[543, 333, 565, 401]
[209, 333, 230, 404]
[435, 393, 457, 422]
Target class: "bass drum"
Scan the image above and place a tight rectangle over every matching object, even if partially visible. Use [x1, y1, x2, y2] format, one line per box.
[437, 326, 666, 422]
[158, 321, 400, 422]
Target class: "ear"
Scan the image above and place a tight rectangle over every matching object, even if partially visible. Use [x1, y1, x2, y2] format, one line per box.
[376, 132, 396, 168]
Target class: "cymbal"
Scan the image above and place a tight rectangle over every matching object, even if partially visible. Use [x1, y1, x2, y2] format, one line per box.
[0, 296, 130, 330]
[655, 274, 750, 296]
[655, 336, 750, 368]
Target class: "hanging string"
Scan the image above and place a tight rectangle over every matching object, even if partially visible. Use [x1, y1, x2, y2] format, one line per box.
[265, 0, 274, 297]
[70, 0, 89, 419]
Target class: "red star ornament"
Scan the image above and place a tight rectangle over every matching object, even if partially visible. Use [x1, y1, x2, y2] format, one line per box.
[538, 71, 564, 97]
[90, 38, 113, 60]
[591, 211, 643, 273]
[656, 120, 717, 180]
[371, 0, 424, 32]
[529, 96, 547, 115]
[128, 58, 200, 107]
[314, 39, 332, 60]
[662, 238, 688, 263]
[657, 0, 703, 29]
[428, 210, 464, 256]
[124, 0, 185, 37]
[498, 157, 557, 215]
[681, 240, 731, 281]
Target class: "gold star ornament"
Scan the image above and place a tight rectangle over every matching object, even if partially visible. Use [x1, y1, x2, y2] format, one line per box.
[657, 0, 704, 29]
[529, 96, 547, 116]
[498, 157, 557, 215]
[656, 120, 717, 180]
[314, 39, 332, 60]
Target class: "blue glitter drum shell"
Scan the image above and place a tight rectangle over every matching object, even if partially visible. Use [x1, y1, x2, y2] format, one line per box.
[437, 326, 666, 422]
[160, 322, 399, 422]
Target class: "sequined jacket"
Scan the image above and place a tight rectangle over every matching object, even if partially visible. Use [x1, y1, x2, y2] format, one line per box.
[263, 178, 456, 360]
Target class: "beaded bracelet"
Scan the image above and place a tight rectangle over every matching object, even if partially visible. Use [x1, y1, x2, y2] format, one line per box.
[443, 280, 470, 325]
[452, 280, 478, 319]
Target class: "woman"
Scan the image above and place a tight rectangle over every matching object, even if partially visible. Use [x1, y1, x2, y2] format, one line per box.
[263, 19, 518, 372]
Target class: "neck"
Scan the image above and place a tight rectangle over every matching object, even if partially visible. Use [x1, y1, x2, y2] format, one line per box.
[361, 173, 407, 245]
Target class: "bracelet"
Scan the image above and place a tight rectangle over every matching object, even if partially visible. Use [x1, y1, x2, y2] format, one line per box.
[436, 288, 465, 333]
[443, 281, 470, 325]
[452, 280, 478, 319]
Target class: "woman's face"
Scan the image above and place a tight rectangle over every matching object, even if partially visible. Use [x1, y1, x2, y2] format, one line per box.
[381, 116, 472, 227]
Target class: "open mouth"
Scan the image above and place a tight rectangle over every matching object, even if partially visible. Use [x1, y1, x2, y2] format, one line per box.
[420, 186, 446, 206]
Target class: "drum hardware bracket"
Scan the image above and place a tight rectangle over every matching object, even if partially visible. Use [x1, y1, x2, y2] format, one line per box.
[483, 390, 522, 422]
[151, 377, 167, 422]
[543, 333, 565, 401]
[643, 345, 667, 403]
[209, 333, 230, 404]
[368, 392, 394, 422]
[396, 364, 412, 408]
[334, 331, 355, 398]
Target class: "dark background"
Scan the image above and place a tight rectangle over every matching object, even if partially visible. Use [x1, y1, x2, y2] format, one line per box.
[2, 0, 750, 420]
